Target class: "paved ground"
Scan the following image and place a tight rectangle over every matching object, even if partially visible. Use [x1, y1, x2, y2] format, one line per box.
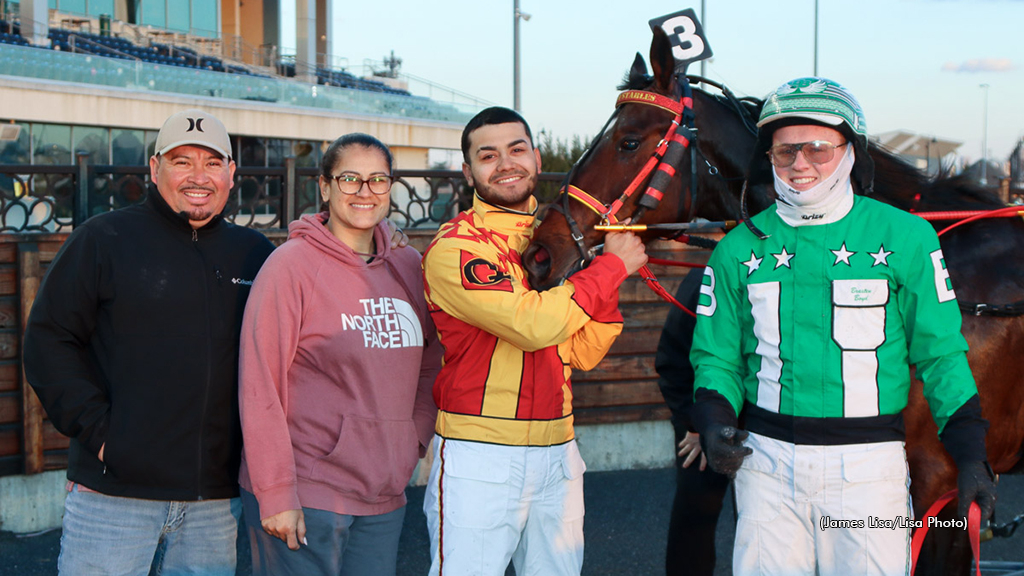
[2, 468, 1022, 576]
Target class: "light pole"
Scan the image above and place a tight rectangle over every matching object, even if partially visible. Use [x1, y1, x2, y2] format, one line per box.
[700, 0, 707, 80]
[980, 83, 990, 186]
[813, 0, 819, 76]
[513, 0, 531, 112]
[929, 137, 937, 176]
[925, 138, 932, 176]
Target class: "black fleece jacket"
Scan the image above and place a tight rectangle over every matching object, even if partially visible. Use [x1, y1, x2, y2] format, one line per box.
[24, 188, 275, 500]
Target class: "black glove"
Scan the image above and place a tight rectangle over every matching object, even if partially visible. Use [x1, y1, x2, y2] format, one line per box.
[956, 460, 997, 522]
[700, 423, 752, 479]
[937, 395, 996, 521]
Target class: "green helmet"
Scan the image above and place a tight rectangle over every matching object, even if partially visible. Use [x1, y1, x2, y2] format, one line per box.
[757, 77, 867, 137]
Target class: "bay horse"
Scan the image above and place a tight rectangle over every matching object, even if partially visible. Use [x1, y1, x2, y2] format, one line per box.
[524, 26, 1024, 576]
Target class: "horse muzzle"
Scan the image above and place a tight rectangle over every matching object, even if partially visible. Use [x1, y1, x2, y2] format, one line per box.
[523, 242, 559, 291]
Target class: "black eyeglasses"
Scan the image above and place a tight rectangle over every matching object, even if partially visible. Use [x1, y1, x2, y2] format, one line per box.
[326, 174, 393, 195]
[767, 141, 848, 168]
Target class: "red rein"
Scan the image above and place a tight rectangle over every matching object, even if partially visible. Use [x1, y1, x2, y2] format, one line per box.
[917, 207, 1024, 237]
[909, 491, 983, 576]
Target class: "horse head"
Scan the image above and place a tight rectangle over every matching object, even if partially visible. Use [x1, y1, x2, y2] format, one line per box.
[523, 27, 765, 291]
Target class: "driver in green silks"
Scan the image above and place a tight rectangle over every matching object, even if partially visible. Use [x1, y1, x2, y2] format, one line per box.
[690, 77, 996, 576]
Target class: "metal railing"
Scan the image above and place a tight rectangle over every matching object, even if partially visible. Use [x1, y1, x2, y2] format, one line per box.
[221, 33, 277, 69]
[360, 59, 496, 109]
[0, 155, 568, 233]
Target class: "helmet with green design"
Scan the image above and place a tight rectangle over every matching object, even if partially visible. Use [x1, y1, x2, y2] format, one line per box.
[748, 77, 874, 195]
[758, 77, 867, 138]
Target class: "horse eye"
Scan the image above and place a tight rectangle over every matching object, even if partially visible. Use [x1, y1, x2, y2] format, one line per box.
[620, 139, 640, 151]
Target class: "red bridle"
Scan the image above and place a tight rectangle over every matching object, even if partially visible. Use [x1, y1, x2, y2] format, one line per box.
[553, 86, 699, 316]
[561, 89, 694, 227]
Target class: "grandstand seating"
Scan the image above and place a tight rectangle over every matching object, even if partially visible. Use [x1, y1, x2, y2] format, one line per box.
[0, 20, 28, 46]
[0, 18, 410, 96]
[277, 60, 409, 96]
[41, 27, 267, 77]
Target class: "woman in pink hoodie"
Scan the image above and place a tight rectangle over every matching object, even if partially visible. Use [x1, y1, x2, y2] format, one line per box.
[238, 133, 441, 575]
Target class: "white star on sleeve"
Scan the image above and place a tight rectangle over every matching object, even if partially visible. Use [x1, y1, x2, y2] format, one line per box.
[831, 243, 854, 266]
[869, 245, 893, 267]
[741, 251, 762, 276]
[772, 247, 795, 269]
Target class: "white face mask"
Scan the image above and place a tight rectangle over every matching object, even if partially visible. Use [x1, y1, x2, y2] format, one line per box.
[773, 145, 856, 226]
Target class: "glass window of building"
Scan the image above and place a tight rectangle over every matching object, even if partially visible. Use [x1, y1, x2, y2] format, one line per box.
[0, 122, 31, 165]
[166, 0, 190, 34]
[32, 123, 72, 165]
[266, 139, 288, 167]
[110, 129, 149, 211]
[51, 0, 88, 16]
[292, 140, 319, 169]
[144, 130, 158, 158]
[87, 0, 115, 17]
[73, 126, 109, 164]
[237, 136, 266, 168]
[29, 123, 73, 207]
[0, 121, 31, 203]
[191, 0, 219, 38]
[140, 0, 165, 29]
[112, 128, 146, 165]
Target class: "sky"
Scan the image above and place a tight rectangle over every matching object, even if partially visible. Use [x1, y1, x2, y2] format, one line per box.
[281, 0, 1024, 163]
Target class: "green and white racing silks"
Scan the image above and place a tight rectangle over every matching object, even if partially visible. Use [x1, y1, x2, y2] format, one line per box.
[691, 195, 977, 434]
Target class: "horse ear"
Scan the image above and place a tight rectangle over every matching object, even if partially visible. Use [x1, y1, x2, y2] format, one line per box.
[629, 53, 648, 83]
[649, 25, 677, 94]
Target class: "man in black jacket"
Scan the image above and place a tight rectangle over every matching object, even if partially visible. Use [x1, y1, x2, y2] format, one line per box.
[656, 268, 731, 576]
[23, 109, 275, 575]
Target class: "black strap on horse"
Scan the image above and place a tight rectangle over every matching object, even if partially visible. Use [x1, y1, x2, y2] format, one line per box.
[686, 75, 759, 136]
[960, 300, 1024, 317]
[546, 110, 622, 277]
[686, 76, 771, 241]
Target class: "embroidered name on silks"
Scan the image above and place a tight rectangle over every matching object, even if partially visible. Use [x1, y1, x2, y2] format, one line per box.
[340, 297, 424, 349]
[833, 279, 888, 307]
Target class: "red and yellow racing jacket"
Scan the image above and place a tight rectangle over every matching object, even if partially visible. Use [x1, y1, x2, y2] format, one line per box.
[422, 195, 627, 446]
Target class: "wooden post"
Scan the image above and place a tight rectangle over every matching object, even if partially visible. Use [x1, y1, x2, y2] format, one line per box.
[18, 241, 44, 474]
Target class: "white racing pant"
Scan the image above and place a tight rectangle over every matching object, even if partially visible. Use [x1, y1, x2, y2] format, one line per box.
[423, 436, 586, 576]
[733, 432, 912, 576]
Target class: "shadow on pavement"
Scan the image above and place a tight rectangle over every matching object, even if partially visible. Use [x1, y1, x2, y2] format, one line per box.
[2, 468, 1022, 576]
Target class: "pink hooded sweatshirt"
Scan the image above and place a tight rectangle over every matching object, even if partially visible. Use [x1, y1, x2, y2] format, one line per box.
[238, 213, 440, 519]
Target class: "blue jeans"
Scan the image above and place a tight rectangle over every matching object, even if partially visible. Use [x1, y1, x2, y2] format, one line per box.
[240, 489, 405, 576]
[58, 485, 241, 576]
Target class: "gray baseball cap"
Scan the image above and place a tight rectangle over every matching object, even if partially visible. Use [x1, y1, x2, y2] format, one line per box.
[154, 109, 232, 160]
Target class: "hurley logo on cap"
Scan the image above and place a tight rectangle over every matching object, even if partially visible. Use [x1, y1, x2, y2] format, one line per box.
[155, 109, 232, 160]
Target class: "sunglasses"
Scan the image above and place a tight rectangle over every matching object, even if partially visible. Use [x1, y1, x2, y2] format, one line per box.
[767, 141, 848, 168]
[326, 174, 393, 195]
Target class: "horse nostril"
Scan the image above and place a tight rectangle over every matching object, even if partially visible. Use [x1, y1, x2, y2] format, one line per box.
[524, 244, 552, 283]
